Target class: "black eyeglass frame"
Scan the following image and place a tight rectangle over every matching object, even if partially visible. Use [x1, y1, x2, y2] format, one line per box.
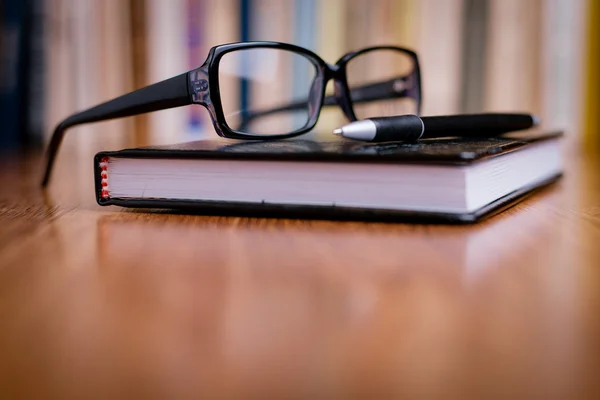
[42, 41, 421, 186]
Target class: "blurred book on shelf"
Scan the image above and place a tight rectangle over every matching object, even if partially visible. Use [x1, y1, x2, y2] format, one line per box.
[129, 0, 149, 146]
[43, 0, 134, 171]
[0, 0, 46, 150]
[2, 0, 592, 153]
[583, 0, 599, 151]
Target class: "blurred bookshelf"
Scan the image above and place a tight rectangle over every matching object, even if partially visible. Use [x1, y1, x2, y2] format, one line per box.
[0, 0, 594, 155]
[583, 0, 599, 151]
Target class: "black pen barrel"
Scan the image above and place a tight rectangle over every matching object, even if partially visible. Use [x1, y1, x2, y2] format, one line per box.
[370, 115, 424, 142]
[419, 113, 537, 138]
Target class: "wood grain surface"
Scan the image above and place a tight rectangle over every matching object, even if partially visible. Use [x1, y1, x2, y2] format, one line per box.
[0, 149, 599, 399]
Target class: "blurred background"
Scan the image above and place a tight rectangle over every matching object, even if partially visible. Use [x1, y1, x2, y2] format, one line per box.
[0, 0, 597, 157]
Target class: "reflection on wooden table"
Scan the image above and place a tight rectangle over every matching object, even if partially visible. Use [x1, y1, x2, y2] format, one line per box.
[0, 151, 598, 398]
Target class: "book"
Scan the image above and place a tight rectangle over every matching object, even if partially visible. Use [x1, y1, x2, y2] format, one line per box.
[42, 0, 133, 158]
[0, 0, 47, 151]
[22, 0, 46, 149]
[0, 0, 28, 150]
[415, 0, 465, 116]
[129, 0, 149, 146]
[484, 0, 542, 114]
[185, 0, 207, 141]
[93, 131, 563, 223]
[97, 0, 135, 150]
[145, 0, 188, 145]
[583, 0, 599, 150]
[43, 0, 73, 146]
[460, 0, 489, 114]
[315, 0, 348, 135]
[540, 0, 587, 147]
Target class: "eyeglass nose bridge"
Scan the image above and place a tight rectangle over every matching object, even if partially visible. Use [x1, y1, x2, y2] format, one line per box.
[322, 62, 357, 122]
[333, 78, 356, 122]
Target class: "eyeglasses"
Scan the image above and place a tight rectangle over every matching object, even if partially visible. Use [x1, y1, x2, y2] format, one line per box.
[41, 41, 422, 186]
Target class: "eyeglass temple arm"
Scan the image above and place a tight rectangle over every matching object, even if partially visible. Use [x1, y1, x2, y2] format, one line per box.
[41, 72, 192, 187]
[239, 73, 419, 129]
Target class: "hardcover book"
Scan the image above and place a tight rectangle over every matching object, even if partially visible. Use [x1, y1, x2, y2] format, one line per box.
[94, 130, 563, 223]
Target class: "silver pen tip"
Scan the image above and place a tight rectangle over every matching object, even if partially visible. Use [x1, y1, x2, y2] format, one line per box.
[333, 128, 343, 136]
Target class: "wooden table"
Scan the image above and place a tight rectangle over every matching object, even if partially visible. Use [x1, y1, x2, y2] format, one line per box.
[0, 149, 599, 399]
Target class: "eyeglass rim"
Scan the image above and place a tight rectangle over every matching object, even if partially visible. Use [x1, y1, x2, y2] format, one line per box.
[194, 41, 422, 140]
[340, 46, 423, 121]
[208, 42, 328, 140]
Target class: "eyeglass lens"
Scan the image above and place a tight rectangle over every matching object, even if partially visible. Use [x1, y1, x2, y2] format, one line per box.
[347, 49, 417, 119]
[218, 48, 319, 136]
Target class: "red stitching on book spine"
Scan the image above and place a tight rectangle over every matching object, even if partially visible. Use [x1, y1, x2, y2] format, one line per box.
[100, 157, 109, 199]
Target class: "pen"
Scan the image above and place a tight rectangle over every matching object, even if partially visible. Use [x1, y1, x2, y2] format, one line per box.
[332, 113, 540, 142]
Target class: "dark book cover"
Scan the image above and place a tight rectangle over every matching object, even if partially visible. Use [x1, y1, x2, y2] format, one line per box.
[96, 129, 562, 164]
[94, 131, 563, 223]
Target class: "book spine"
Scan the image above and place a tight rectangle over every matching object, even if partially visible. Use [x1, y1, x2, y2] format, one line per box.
[100, 157, 110, 199]
[459, 0, 489, 114]
[539, 0, 586, 151]
[129, 0, 149, 146]
[484, 0, 542, 113]
[582, 0, 598, 150]
[390, 0, 417, 48]
[293, 0, 316, 137]
[146, 0, 187, 144]
[204, 0, 239, 134]
[23, 0, 46, 149]
[93, 152, 110, 204]
[186, 0, 206, 140]
[98, 0, 135, 151]
[71, 0, 99, 154]
[315, 0, 348, 135]
[0, 0, 28, 150]
[416, 0, 465, 116]
[239, 0, 251, 121]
